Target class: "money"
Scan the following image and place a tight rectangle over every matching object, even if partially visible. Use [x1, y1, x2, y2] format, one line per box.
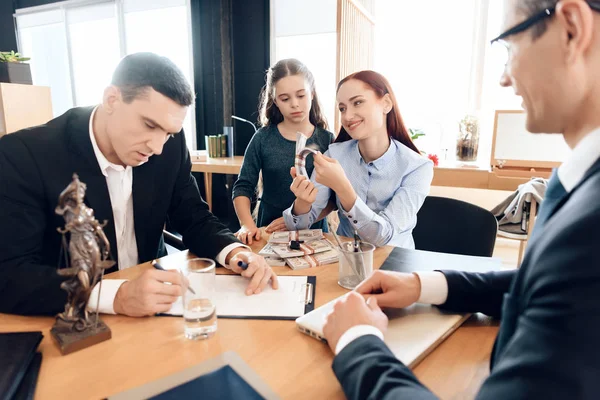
[285, 249, 339, 270]
[285, 256, 313, 270]
[258, 243, 278, 257]
[271, 238, 334, 258]
[295, 132, 319, 177]
[265, 256, 286, 267]
[268, 229, 323, 244]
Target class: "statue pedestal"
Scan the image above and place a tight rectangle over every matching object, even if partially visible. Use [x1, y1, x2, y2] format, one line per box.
[50, 318, 111, 355]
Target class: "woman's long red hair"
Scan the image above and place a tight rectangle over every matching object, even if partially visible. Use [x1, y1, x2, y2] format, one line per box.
[335, 70, 420, 154]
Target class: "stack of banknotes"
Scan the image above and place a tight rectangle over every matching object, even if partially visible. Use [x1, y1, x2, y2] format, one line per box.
[258, 229, 339, 270]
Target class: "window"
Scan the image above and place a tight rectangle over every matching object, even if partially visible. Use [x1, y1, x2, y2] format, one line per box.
[18, 10, 73, 117]
[374, 0, 523, 166]
[123, 0, 194, 143]
[15, 0, 196, 149]
[67, 3, 121, 107]
[271, 0, 337, 131]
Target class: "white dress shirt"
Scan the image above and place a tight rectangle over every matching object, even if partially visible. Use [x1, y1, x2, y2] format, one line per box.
[86, 107, 244, 314]
[336, 128, 600, 355]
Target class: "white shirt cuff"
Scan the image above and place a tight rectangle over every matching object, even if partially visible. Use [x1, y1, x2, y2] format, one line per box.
[415, 271, 448, 305]
[283, 203, 312, 230]
[335, 325, 384, 355]
[216, 243, 249, 269]
[339, 197, 373, 230]
[86, 279, 127, 314]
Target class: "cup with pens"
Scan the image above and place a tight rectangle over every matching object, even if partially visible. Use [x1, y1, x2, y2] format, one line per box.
[327, 224, 375, 290]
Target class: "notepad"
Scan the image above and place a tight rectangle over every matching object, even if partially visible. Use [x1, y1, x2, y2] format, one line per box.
[162, 275, 315, 320]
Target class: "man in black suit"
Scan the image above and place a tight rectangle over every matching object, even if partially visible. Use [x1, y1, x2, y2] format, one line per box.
[323, 0, 600, 398]
[0, 52, 278, 317]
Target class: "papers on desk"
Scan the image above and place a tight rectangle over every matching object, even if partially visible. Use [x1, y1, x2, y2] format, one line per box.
[162, 275, 315, 320]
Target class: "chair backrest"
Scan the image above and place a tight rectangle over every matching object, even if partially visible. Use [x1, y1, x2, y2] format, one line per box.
[413, 196, 498, 257]
[163, 230, 186, 251]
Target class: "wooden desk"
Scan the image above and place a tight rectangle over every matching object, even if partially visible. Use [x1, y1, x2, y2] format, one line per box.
[191, 156, 243, 211]
[0, 238, 499, 400]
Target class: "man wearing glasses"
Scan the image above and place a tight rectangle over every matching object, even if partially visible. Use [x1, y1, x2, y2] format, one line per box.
[323, 1, 600, 398]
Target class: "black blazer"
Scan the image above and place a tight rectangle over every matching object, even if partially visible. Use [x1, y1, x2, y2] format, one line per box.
[0, 107, 239, 316]
[333, 158, 600, 399]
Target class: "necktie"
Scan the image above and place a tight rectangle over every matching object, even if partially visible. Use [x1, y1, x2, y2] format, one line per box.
[529, 169, 568, 240]
[492, 170, 569, 366]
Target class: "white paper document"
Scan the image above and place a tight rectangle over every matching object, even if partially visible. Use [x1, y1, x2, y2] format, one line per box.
[164, 275, 313, 319]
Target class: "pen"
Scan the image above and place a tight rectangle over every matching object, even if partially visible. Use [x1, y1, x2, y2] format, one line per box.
[152, 260, 196, 295]
[237, 260, 249, 270]
[353, 230, 362, 253]
[327, 220, 363, 281]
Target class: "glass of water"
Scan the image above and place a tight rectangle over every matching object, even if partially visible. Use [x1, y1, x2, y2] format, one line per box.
[183, 258, 217, 340]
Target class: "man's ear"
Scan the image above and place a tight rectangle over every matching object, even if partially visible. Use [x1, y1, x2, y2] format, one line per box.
[103, 86, 121, 115]
[556, 0, 594, 64]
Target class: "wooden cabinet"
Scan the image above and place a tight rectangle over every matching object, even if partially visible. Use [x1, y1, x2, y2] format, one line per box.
[0, 83, 53, 136]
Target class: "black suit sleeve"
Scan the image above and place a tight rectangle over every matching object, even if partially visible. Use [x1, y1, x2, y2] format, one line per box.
[333, 335, 438, 400]
[0, 135, 67, 315]
[334, 208, 600, 399]
[474, 207, 600, 399]
[437, 269, 516, 318]
[167, 133, 240, 261]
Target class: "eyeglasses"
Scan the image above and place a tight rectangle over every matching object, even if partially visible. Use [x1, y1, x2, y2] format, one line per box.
[490, 1, 600, 67]
[490, 7, 555, 68]
[490, 7, 555, 45]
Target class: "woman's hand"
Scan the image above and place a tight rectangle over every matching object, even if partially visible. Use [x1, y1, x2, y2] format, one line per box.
[235, 224, 262, 245]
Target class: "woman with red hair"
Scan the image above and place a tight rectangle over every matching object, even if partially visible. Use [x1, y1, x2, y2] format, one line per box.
[283, 71, 433, 248]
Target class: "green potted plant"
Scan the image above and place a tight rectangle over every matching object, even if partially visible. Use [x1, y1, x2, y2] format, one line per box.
[408, 128, 426, 141]
[408, 127, 439, 166]
[0, 51, 32, 85]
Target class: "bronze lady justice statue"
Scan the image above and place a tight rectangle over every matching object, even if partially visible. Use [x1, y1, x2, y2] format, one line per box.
[51, 174, 114, 353]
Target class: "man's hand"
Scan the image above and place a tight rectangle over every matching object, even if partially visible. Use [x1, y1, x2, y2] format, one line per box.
[265, 217, 287, 233]
[356, 270, 422, 309]
[235, 224, 262, 245]
[227, 249, 279, 295]
[323, 291, 388, 353]
[113, 269, 185, 317]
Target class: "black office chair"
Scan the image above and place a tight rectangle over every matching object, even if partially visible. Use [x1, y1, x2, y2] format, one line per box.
[412, 196, 498, 257]
[163, 230, 186, 252]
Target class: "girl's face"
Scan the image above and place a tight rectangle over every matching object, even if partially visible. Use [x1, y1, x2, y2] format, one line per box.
[273, 75, 313, 124]
[337, 79, 391, 140]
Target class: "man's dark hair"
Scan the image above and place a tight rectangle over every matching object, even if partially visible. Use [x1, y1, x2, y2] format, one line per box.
[111, 52, 194, 106]
[520, 1, 600, 37]
[519, 0, 559, 37]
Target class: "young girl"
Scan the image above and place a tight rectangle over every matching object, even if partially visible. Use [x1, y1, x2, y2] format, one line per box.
[232, 59, 335, 244]
[283, 70, 433, 248]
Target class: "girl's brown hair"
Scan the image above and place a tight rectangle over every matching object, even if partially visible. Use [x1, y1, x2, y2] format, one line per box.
[258, 58, 328, 129]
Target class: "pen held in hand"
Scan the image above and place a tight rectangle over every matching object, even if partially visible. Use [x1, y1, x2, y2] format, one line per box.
[237, 260, 249, 270]
[152, 260, 196, 295]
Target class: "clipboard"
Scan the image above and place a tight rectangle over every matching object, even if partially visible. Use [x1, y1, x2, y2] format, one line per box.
[160, 275, 315, 321]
